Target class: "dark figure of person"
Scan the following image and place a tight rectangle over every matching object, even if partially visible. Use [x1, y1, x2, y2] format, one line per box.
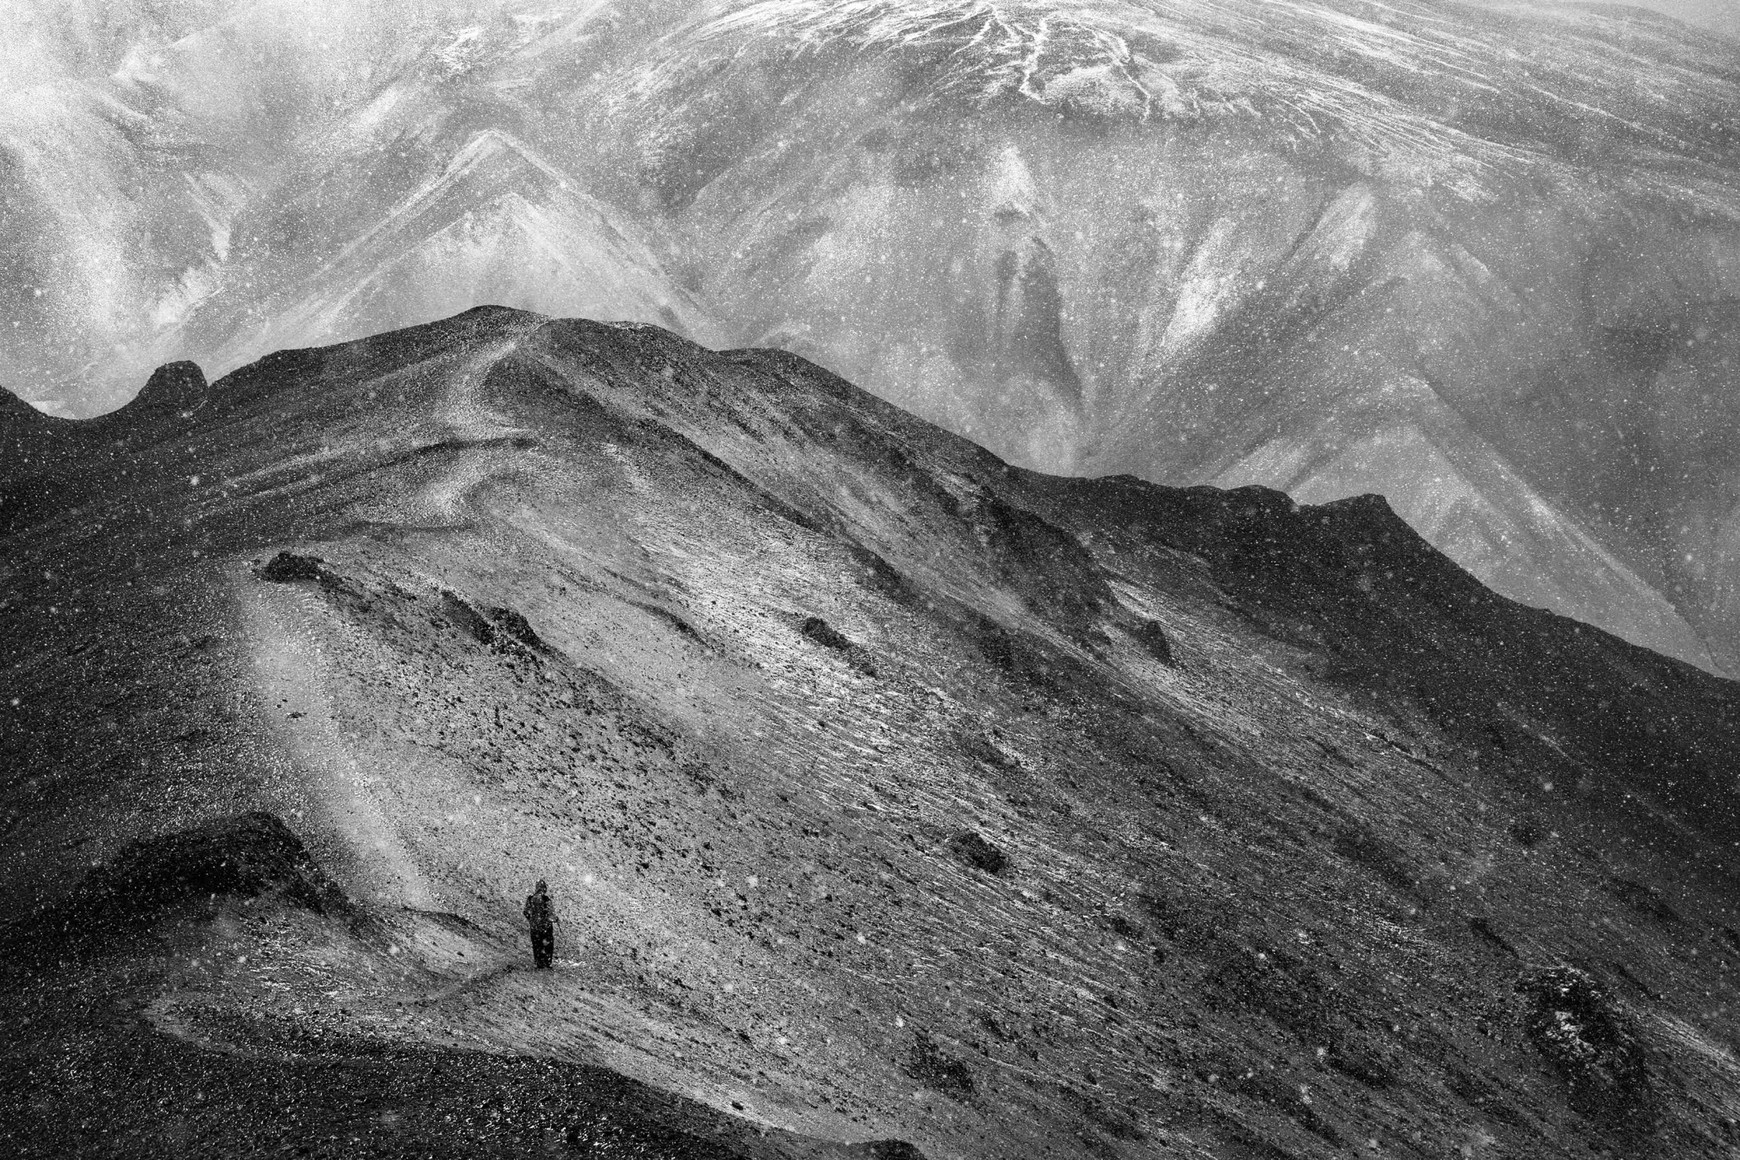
[523, 878, 556, 969]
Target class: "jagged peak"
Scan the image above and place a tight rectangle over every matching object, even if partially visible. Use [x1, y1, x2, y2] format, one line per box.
[295, 132, 568, 274]
[436, 127, 575, 191]
[314, 131, 576, 271]
[1313, 489, 1438, 553]
[124, 360, 209, 420]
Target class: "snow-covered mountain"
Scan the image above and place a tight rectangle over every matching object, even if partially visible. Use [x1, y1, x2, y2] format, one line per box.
[624, 0, 1740, 675]
[6, 0, 1740, 674]
[178, 126, 718, 372]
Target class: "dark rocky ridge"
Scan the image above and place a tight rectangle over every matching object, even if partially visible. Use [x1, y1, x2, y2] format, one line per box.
[2, 307, 1739, 1158]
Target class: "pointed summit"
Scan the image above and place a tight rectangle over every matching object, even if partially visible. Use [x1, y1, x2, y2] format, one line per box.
[124, 361, 209, 422]
[182, 130, 715, 377]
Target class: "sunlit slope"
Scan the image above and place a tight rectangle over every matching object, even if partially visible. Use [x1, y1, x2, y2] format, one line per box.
[4, 307, 1740, 1157]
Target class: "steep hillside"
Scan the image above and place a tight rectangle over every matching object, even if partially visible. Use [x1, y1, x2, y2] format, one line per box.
[177, 127, 718, 373]
[4, 308, 1739, 1158]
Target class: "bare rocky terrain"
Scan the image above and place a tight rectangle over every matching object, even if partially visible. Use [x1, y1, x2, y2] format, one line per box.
[3, 307, 1740, 1158]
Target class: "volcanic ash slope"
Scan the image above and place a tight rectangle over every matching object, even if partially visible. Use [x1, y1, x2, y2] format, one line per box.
[3, 307, 1740, 1158]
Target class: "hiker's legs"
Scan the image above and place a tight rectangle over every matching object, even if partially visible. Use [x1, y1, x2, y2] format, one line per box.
[531, 922, 554, 968]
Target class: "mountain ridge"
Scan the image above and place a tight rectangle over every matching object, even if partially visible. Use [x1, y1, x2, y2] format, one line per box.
[4, 307, 1740, 1157]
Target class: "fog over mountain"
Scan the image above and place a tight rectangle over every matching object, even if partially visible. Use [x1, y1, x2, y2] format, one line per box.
[5, 0, 1740, 676]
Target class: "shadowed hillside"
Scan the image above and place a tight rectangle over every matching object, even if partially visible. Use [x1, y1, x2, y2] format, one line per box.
[2, 307, 1739, 1158]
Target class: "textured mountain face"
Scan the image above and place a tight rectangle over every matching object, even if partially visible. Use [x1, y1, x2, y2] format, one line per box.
[625, 0, 1740, 676]
[5, 0, 1740, 675]
[4, 310, 1740, 1157]
[0, 0, 711, 406]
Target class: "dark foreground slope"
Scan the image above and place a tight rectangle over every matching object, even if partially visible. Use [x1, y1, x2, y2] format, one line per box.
[2, 308, 1739, 1158]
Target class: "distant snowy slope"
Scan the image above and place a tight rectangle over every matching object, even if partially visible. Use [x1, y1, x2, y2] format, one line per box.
[612, 0, 1740, 671]
[181, 128, 717, 372]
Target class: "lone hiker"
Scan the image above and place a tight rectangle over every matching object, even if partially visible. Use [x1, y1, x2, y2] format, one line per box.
[523, 878, 557, 969]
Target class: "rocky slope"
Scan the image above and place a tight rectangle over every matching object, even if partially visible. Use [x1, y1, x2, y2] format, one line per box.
[3, 308, 1739, 1158]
